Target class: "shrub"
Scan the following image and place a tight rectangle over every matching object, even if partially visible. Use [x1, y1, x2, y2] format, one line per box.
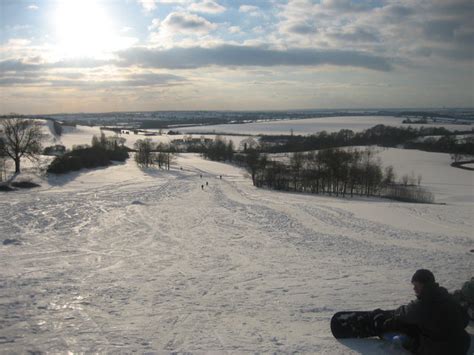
[47, 146, 129, 174]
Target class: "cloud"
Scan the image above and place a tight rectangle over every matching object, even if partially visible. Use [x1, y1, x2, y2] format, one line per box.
[423, 19, 462, 42]
[125, 72, 185, 86]
[137, 0, 157, 12]
[0, 71, 184, 88]
[239, 5, 261, 16]
[0, 59, 42, 73]
[384, 5, 415, 19]
[431, 0, 474, 16]
[161, 12, 217, 33]
[320, 0, 372, 13]
[136, 0, 190, 11]
[27, 4, 39, 11]
[7, 38, 32, 46]
[228, 26, 241, 34]
[49, 58, 113, 69]
[189, 1, 225, 14]
[0, 58, 112, 75]
[0, 77, 45, 86]
[328, 27, 380, 43]
[118, 44, 392, 71]
[284, 22, 317, 35]
[277, 0, 474, 64]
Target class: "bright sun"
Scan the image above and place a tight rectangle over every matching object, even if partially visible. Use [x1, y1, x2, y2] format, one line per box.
[54, 0, 119, 59]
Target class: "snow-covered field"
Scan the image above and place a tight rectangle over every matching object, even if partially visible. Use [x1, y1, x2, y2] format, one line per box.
[179, 115, 473, 136]
[51, 115, 473, 153]
[56, 124, 251, 151]
[1, 124, 473, 353]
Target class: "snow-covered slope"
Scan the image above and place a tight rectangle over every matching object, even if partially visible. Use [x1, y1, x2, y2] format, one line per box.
[1, 153, 472, 353]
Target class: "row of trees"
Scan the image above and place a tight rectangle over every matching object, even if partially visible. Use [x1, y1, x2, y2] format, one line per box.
[237, 148, 388, 197]
[193, 136, 432, 200]
[201, 138, 235, 162]
[134, 139, 175, 169]
[259, 124, 473, 156]
[47, 133, 129, 174]
[232, 147, 433, 202]
[193, 136, 433, 202]
[0, 117, 176, 176]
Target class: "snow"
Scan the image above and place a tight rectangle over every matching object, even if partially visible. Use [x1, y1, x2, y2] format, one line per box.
[54, 124, 250, 151]
[377, 148, 474, 205]
[178, 115, 473, 136]
[1, 126, 473, 353]
[48, 116, 473, 154]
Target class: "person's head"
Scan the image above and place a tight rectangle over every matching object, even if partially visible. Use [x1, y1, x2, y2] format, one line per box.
[411, 269, 435, 297]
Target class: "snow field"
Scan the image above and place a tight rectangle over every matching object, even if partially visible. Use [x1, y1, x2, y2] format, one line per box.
[1, 153, 472, 353]
[178, 115, 473, 136]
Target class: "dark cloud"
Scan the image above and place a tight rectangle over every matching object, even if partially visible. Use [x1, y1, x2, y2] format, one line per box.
[411, 44, 473, 61]
[125, 72, 185, 86]
[0, 58, 112, 75]
[163, 12, 216, 32]
[0, 72, 185, 87]
[0, 59, 42, 73]
[58, 72, 86, 79]
[0, 77, 44, 86]
[286, 23, 317, 35]
[384, 5, 415, 18]
[117, 45, 392, 71]
[423, 20, 461, 41]
[431, 0, 474, 16]
[328, 28, 380, 43]
[322, 0, 372, 13]
[435, 46, 474, 61]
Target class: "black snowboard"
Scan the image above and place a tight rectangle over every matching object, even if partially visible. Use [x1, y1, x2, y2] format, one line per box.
[331, 310, 391, 339]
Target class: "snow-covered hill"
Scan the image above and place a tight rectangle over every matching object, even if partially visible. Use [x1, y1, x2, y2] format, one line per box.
[1, 151, 472, 353]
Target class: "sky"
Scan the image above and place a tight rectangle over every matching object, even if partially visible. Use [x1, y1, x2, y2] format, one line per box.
[0, 0, 473, 114]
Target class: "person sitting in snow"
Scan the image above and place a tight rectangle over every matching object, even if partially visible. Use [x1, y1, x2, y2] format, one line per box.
[375, 269, 471, 355]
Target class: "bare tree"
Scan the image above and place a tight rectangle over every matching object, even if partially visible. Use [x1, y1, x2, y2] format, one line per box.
[0, 117, 43, 174]
[401, 174, 409, 186]
[417, 174, 423, 186]
[383, 165, 396, 187]
[134, 139, 156, 168]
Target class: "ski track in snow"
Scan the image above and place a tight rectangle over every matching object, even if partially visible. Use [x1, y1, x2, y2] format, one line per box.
[0, 157, 472, 353]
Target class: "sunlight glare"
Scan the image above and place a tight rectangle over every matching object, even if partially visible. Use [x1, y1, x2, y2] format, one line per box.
[54, 0, 120, 59]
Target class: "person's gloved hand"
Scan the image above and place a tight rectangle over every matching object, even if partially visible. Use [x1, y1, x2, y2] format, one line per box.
[372, 311, 386, 333]
[382, 317, 395, 332]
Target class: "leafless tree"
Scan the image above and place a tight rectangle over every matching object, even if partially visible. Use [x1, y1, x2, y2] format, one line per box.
[0, 117, 43, 174]
[134, 139, 156, 168]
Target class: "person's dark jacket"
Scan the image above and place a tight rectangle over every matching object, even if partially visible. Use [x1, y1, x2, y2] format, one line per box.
[392, 283, 470, 355]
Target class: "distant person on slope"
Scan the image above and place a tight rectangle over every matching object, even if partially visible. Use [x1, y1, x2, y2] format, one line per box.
[377, 269, 471, 354]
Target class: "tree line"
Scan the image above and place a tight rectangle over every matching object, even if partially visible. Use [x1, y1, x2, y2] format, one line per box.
[47, 133, 129, 174]
[240, 148, 387, 196]
[198, 137, 435, 202]
[133, 139, 175, 169]
[258, 124, 474, 157]
[233, 147, 433, 202]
